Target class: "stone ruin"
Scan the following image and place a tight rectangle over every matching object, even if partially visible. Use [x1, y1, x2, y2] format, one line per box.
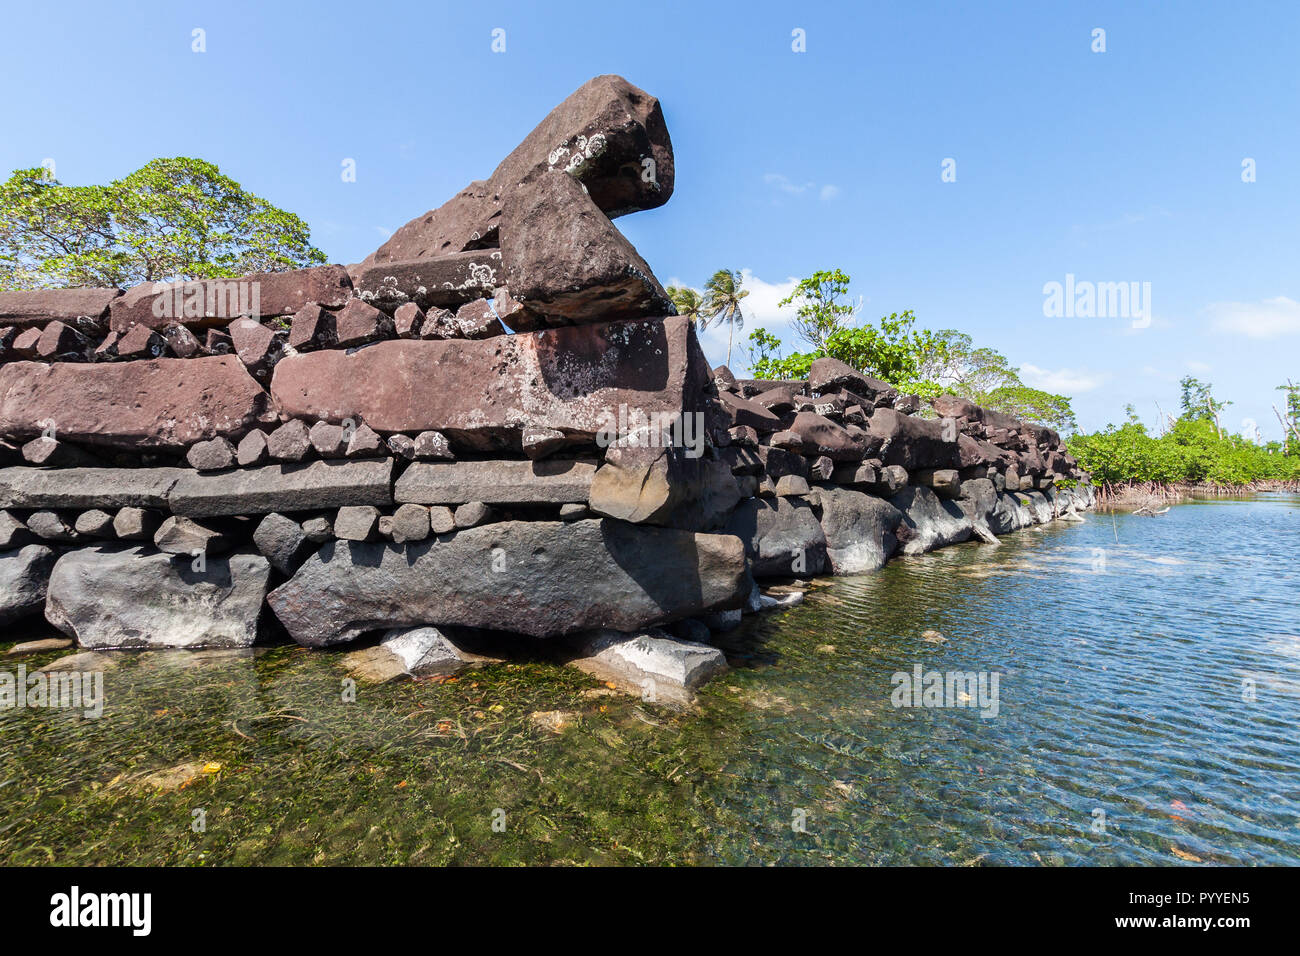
[0, 74, 1093, 701]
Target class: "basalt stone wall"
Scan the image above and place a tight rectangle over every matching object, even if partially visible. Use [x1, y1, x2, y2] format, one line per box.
[0, 74, 1093, 697]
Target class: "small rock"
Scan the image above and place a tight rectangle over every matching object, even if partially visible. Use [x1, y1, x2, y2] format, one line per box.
[392, 302, 425, 338]
[253, 513, 311, 575]
[26, 511, 78, 542]
[921, 629, 947, 645]
[453, 501, 494, 529]
[186, 437, 237, 471]
[386, 434, 416, 459]
[288, 304, 337, 351]
[521, 426, 566, 460]
[301, 515, 334, 543]
[530, 710, 578, 734]
[161, 323, 202, 358]
[309, 421, 348, 458]
[774, 475, 810, 497]
[413, 430, 454, 460]
[334, 505, 380, 541]
[0, 510, 33, 549]
[333, 299, 392, 348]
[112, 506, 160, 541]
[427, 505, 455, 534]
[769, 430, 804, 453]
[73, 509, 116, 537]
[454, 299, 505, 339]
[559, 503, 588, 521]
[389, 504, 430, 543]
[236, 429, 269, 467]
[115, 323, 167, 360]
[36, 651, 119, 673]
[6, 637, 74, 656]
[267, 419, 312, 461]
[154, 516, 230, 555]
[346, 423, 385, 458]
[22, 436, 100, 467]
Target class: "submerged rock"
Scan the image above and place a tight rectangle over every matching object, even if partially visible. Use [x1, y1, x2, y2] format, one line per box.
[569, 627, 727, 703]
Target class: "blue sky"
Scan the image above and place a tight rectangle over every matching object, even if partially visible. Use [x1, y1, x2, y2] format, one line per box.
[4, 0, 1298, 437]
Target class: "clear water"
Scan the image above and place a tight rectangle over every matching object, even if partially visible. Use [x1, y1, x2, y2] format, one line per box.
[2, 494, 1298, 865]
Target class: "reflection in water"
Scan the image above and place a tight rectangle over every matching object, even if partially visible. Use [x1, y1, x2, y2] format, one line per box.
[2, 495, 1298, 865]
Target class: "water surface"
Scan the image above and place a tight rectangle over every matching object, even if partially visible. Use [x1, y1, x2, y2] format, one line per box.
[2, 494, 1297, 865]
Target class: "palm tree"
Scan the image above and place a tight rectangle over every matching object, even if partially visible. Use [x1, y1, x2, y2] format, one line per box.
[666, 285, 707, 327]
[703, 268, 749, 367]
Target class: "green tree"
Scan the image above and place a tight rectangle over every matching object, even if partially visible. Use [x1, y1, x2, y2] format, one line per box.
[778, 268, 859, 352]
[666, 285, 706, 326]
[0, 158, 326, 290]
[1276, 380, 1300, 454]
[703, 268, 749, 367]
[1178, 376, 1231, 437]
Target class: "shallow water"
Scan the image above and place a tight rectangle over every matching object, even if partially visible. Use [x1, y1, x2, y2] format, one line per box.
[2, 493, 1298, 865]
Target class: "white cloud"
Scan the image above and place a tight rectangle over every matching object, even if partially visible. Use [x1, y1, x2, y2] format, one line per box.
[763, 173, 841, 202]
[1186, 359, 1211, 372]
[763, 173, 813, 195]
[1208, 296, 1300, 338]
[1021, 364, 1106, 394]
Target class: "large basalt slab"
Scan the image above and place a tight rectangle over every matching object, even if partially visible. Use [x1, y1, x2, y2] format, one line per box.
[498, 169, 672, 324]
[0, 466, 188, 510]
[169, 459, 395, 517]
[787, 411, 870, 461]
[267, 519, 748, 646]
[867, 408, 959, 470]
[0, 288, 121, 328]
[723, 497, 827, 578]
[0, 544, 57, 625]
[351, 251, 503, 313]
[0, 356, 269, 451]
[808, 486, 903, 574]
[108, 266, 353, 332]
[587, 445, 739, 530]
[45, 546, 271, 648]
[891, 486, 973, 555]
[370, 74, 673, 264]
[271, 315, 710, 452]
[807, 357, 898, 406]
[395, 459, 595, 506]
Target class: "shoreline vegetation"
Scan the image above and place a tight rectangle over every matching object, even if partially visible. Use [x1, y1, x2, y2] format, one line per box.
[1091, 479, 1300, 511]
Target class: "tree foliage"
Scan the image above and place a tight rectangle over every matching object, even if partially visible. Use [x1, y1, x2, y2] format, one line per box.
[745, 269, 1077, 432]
[1069, 386, 1300, 486]
[0, 158, 326, 290]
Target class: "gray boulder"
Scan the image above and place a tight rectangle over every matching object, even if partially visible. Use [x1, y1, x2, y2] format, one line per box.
[44, 546, 270, 648]
[267, 519, 749, 646]
[809, 486, 903, 574]
[0, 544, 57, 625]
[891, 486, 973, 555]
[723, 497, 827, 578]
